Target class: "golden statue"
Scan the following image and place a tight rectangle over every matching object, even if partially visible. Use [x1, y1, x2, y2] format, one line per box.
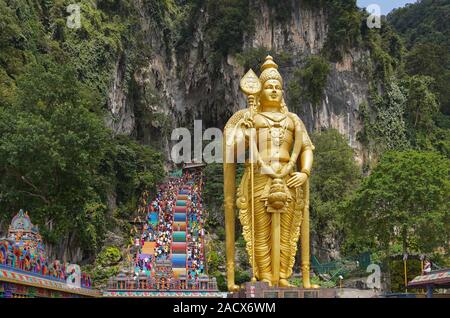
[223, 55, 317, 291]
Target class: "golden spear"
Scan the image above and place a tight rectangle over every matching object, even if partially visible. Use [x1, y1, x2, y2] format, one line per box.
[240, 69, 261, 283]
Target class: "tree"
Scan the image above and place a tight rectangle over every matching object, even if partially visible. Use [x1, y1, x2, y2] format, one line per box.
[405, 43, 450, 115]
[395, 74, 448, 154]
[288, 55, 331, 112]
[358, 79, 411, 156]
[0, 59, 165, 254]
[344, 151, 449, 258]
[205, 0, 253, 57]
[310, 129, 361, 259]
[111, 135, 165, 218]
[389, 0, 450, 114]
[404, 75, 439, 131]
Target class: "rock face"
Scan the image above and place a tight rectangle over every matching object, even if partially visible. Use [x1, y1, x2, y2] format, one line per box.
[106, 54, 135, 136]
[106, 0, 369, 163]
[248, 0, 328, 54]
[104, 0, 371, 261]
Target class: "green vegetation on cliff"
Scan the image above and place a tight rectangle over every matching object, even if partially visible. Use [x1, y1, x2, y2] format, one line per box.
[288, 56, 331, 112]
[388, 0, 450, 114]
[205, 0, 253, 57]
[0, 0, 165, 257]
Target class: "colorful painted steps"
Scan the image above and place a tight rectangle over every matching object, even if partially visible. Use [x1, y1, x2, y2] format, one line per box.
[173, 222, 186, 231]
[172, 242, 186, 253]
[171, 190, 189, 278]
[173, 231, 186, 242]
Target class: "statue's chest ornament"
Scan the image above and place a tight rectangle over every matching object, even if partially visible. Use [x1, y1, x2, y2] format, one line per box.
[260, 113, 288, 147]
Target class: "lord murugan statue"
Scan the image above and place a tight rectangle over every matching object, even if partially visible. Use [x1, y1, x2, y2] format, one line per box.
[223, 55, 317, 291]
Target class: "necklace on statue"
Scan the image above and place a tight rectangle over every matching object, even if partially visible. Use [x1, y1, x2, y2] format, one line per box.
[260, 114, 288, 147]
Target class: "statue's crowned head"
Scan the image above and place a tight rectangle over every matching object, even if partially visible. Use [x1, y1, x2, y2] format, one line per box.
[258, 55, 287, 113]
[259, 55, 283, 86]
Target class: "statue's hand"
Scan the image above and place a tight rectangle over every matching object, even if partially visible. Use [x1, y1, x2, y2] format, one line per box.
[242, 114, 254, 129]
[287, 172, 308, 188]
[242, 113, 255, 141]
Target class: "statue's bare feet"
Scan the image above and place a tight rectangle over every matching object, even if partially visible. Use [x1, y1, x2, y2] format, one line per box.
[279, 279, 295, 287]
[303, 282, 320, 289]
[261, 278, 272, 287]
[228, 283, 240, 292]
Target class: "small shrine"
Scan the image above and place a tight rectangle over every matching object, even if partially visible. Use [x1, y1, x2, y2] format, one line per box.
[153, 260, 176, 290]
[0, 210, 48, 272]
[0, 210, 96, 298]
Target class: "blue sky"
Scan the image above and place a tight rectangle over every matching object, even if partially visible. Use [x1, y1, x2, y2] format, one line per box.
[357, 0, 417, 15]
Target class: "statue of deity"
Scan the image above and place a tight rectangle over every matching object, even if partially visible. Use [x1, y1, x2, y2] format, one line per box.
[223, 55, 317, 291]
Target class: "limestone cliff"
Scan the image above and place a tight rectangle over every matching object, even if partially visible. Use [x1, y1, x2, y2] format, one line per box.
[107, 0, 370, 168]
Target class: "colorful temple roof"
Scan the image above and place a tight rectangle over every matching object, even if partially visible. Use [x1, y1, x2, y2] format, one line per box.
[2, 209, 47, 261]
[9, 209, 38, 233]
[408, 269, 450, 288]
[1, 210, 94, 297]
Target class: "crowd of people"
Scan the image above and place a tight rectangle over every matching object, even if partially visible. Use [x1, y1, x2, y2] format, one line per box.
[133, 177, 183, 275]
[132, 169, 207, 284]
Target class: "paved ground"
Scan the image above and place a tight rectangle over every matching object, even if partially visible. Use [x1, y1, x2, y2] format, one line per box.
[336, 288, 380, 298]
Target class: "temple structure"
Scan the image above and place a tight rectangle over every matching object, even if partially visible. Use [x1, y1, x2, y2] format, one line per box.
[408, 269, 450, 298]
[0, 210, 98, 298]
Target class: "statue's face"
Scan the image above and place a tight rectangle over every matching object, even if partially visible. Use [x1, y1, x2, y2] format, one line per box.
[260, 79, 283, 108]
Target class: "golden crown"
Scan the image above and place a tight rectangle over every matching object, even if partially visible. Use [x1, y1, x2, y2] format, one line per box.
[259, 55, 283, 85]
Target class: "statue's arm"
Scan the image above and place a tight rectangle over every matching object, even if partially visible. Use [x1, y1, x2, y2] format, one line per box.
[300, 149, 313, 175]
[288, 113, 314, 174]
[298, 117, 314, 174]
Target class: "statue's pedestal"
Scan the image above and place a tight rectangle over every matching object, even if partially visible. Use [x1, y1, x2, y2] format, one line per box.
[228, 282, 337, 298]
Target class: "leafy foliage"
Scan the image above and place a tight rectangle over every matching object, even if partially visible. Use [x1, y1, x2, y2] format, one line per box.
[84, 246, 122, 288]
[205, 0, 254, 57]
[357, 80, 410, 155]
[388, 258, 422, 293]
[111, 135, 165, 214]
[288, 55, 330, 110]
[310, 129, 361, 255]
[290, 275, 337, 288]
[303, 0, 364, 61]
[0, 0, 448, 286]
[0, 1, 165, 256]
[265, 0, 293, 23]
[343, 151, 449, 258]
[235, 46, 269, 71]
[388, 0, 450, 50]
[311, 129, 361, 208]
[0, 57, 165, 252]
[403, 75, 439, 136]
[0, 60, 111, 250]
[203, 163, 243, 229]
[389, 0, 450, 113]
[404, 43, 450, 115]
[96, 246, 122, 267]
[365, 22, 404, 82]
